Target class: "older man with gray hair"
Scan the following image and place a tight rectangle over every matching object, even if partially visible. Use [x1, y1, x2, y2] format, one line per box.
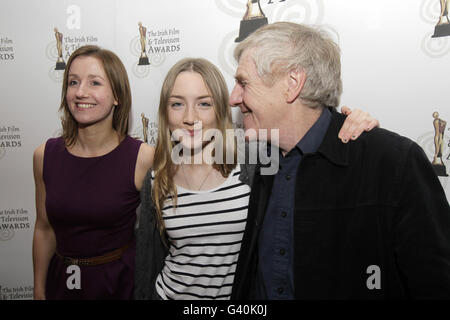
[230, 22, 450, 299]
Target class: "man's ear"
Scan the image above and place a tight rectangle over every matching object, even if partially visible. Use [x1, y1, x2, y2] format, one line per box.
[286, 69, 306, 104]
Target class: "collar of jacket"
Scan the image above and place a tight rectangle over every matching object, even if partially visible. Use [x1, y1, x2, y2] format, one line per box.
[315, 109, 350, 167]
[238, 142, 258, 187]
[247, 108, 350, 177]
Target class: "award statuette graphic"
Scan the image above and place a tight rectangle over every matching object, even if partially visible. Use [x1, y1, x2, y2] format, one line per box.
[235, 0, 268, 42]
[432, 0, 450, 37]
[138, 22, 150, 65]
[141, 113, 149, 143]
[431, 112, 448, 176]
[54, 27, 66, 70]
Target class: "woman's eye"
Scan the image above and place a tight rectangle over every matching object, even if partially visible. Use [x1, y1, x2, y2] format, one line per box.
[199, 102, 212, 107]
[68, 80, 78, 86]
[91, 81, 101, 86]
[171, 102, 183, 107]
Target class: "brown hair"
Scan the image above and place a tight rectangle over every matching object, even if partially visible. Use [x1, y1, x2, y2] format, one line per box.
[59, 45, 132, 145]
[152, 58, 236, 239]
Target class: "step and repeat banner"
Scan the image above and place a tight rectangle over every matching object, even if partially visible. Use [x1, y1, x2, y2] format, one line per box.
[0, 0, 449, 299]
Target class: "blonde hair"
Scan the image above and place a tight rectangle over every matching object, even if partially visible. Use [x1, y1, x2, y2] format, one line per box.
[152, 58, 236, 239]
[59, 45, 132, 146]
[234, 22, 342, 109]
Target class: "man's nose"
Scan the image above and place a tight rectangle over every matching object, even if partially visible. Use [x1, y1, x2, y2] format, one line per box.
[229, 84, 243, 107]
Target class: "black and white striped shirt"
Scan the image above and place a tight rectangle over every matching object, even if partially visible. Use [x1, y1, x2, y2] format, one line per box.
[154, 164, 250, 300]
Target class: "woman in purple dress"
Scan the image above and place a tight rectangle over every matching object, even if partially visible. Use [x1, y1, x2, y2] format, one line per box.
[32, 45, 154, 299]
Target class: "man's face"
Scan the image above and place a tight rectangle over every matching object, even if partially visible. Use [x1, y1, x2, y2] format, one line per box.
[229, 49, 287, 142]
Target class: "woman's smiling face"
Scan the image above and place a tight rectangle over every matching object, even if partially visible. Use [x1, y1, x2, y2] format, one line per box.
[66, 55, 118, 127]
[167, 71, 218, 151]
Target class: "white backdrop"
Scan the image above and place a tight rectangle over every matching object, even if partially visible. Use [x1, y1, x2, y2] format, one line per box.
[0, 0, 449, 299]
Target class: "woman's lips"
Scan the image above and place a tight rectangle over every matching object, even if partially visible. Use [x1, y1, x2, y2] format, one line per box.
[184, 129, 201, 137]
[76, 103, 96, 109]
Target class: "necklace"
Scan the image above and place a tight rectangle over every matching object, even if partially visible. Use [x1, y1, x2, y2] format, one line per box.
[181, 164, 214, 191]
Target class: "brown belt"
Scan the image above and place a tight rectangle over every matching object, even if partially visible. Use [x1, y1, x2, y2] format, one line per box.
[56, 243, 131, 267]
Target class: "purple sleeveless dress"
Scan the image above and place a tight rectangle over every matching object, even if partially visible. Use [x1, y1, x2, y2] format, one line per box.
[43, 135, 142, 299]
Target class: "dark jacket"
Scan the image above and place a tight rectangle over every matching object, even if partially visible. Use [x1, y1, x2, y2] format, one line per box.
[231, 112, 450, 299]
[134, 160, 256, 299]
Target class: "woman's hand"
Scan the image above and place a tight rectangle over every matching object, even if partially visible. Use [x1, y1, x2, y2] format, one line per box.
[338, 106, 380, 143]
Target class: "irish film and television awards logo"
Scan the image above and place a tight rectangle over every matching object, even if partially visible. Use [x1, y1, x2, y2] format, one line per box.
[138, 22, 150, 66]
[130, 21, 183, 78]
[46, 27, 66, 82]
[132, 113, 158, 146]
[417, 110, 449, 186]
[131, 21, 162, 78]
[216, 0, 326, 78]
[0, 208, 31, 242]
[141, 113, 150, 143]
[0, 36, 15, 61]
[0, 121, 31, 242]
[431, 112, 448, 176]
[46, 26, 100, 82]
[54, 27, 66, 70]
[235, 0, 268, 42]
[421, 0, 450, 57]
[432, 0, 450, 37]
[0, 125, 23, 160]
[0, 226, 15, 242]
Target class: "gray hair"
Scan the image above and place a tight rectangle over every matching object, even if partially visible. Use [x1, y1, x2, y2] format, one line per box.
[234, 22, 342, 109]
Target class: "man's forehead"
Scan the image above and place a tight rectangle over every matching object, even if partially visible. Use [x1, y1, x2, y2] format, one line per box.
[234, 68, 247, 81]
[235, 50, 256, 79]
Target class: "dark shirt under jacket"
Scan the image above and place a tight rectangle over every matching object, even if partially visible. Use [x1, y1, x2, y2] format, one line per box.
[257, 108, 331, 299]
[231, 109, 450, 300]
